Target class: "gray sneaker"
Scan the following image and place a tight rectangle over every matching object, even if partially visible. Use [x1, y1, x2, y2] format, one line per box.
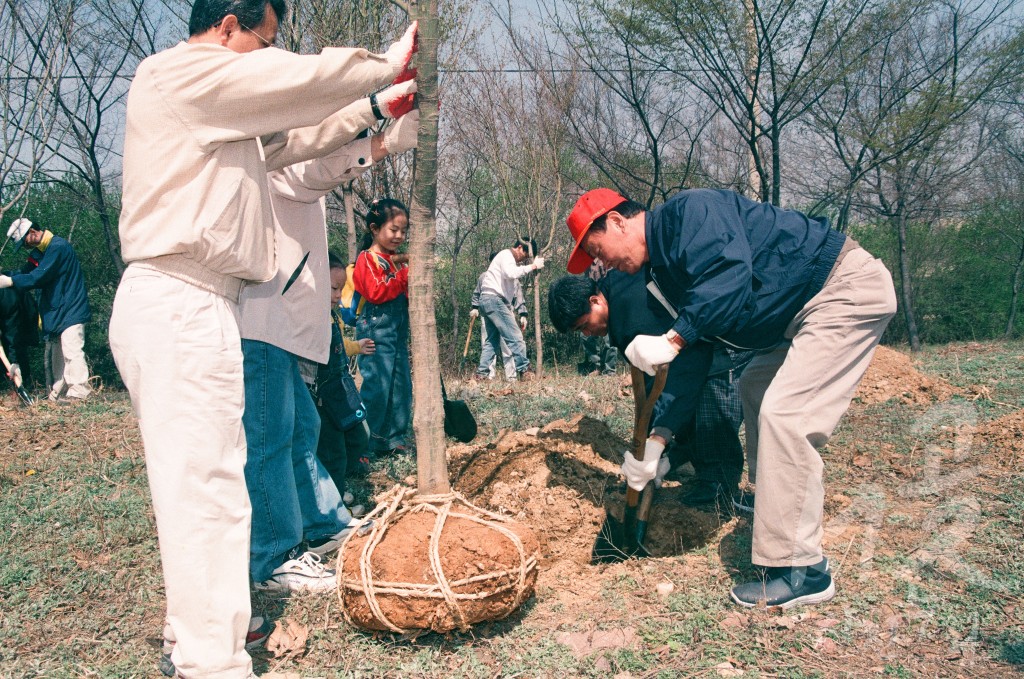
[254, 551, 336, 594]
[730, 558, 834, 609]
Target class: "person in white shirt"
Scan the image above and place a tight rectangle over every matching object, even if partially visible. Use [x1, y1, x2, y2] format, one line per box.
[107, 0, 418, 675]
[472, 237, 543, 380]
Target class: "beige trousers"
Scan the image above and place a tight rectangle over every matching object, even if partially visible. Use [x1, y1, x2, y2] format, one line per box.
[46, 324, 91, 399]
[739, 248, 897, 567]
[109, 267, 253, 679]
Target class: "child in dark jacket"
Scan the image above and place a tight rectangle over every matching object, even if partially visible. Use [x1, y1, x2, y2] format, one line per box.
[313, 254, 375, 495]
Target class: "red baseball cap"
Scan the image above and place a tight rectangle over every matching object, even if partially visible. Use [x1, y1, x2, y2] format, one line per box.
[565, 188, 627, 274]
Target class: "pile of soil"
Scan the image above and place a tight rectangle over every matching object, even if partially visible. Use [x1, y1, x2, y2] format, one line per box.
[448, 415, 724, 582]
[854, 346, 960, 405]
[972, 408, 1024, 468]
[338, 499, 540, 633]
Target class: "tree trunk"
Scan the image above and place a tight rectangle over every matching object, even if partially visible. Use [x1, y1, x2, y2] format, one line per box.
[896, 212, 921, 351]
[343, 183, 357, 263]
[407, 7, 449, 495]
[1005, 242, 1024, 339]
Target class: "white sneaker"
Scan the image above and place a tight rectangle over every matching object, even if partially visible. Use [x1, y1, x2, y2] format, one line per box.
[254, 552, 336, 593]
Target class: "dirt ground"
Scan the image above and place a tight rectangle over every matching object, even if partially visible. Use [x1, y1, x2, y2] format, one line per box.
[425, 344, 1023, 674]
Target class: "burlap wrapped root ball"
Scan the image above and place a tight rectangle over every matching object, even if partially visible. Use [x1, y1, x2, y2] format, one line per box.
[337, 487, 540, 633]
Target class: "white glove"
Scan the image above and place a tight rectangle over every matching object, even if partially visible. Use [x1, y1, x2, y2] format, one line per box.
[385, 22, 418, 76]
[373, 79, 417, 120]
[620, 438, 666, 492]
[382, 109, 419, 154]
[654, 456, 670, 488]
[519, 315, 528, 331]
[625, 333, 680, 376]
[532, 256, 545, 271]
[8, 363, 21, 388]
[0, 275, 12, 289]
[469, 308, 479, 319]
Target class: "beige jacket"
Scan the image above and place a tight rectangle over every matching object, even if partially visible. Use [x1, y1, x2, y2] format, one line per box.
[238, 134, 373, 363]
[119, 41, 399, 301]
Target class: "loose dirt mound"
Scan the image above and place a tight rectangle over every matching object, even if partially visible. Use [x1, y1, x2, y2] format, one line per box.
[972, 408, 1024, 468]
[448, 415, 723, 583]
[854, 346, 960, 405]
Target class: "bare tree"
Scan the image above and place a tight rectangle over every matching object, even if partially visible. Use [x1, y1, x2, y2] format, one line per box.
[0, 0, 67, 228]
[640, 0, 884, 205]
[806, 0, 1020, 349]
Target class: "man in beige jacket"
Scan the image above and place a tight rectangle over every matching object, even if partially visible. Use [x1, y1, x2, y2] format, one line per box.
[108, 1, 417, 676]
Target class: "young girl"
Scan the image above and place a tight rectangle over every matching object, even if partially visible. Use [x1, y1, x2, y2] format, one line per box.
[351, 198, 412, 457]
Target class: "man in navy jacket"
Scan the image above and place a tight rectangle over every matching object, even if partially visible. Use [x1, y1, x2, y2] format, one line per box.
[2, 218, 92, 400]
[564, 188, 896, 609]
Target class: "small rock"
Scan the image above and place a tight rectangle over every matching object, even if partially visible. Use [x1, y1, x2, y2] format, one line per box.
[656, 582, 675, 598]
[715, 661, 744, 677]
[524, 427, 540, 436]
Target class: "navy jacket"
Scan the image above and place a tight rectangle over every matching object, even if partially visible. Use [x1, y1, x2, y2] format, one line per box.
[645, 189, 845, 350]
[11, 236, 91, 338]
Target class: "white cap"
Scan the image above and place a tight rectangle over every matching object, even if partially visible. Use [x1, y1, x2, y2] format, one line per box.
[7, 218, 33, 247]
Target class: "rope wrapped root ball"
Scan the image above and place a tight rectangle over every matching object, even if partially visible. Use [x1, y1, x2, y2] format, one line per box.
[337, 486, 540, 633]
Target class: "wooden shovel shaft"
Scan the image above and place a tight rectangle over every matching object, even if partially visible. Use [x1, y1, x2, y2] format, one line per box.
[462, 314, 476, 358]
[623, 367, 669, 511]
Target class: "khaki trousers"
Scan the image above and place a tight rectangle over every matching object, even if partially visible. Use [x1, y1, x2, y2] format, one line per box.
[109, 267, 253, 679]
[740, 248, 896, 567]
[46, 323, 91, 399]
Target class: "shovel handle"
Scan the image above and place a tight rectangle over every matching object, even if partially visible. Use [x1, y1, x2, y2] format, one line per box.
[630, 365, 669, 458]
[462, 314, 476, 358]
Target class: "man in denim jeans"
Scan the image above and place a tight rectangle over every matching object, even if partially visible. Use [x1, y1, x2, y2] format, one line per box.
[474, 237, 544, 381]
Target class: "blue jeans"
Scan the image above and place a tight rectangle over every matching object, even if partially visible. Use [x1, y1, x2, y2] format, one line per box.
[242, 340, 351, 582]
[356, 297, 411, 453]
[476, 294, 528, 376]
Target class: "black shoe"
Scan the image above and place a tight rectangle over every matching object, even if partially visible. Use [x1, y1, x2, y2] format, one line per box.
[732, 489, 755, 514]
[730, 559, 835, 609]
[346, 455, 371, 478]
[681, 480, 736, 507]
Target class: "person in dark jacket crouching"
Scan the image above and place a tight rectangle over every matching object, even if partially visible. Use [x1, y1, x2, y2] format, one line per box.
[563, 188, 897, 610]
[2, 218, 91, 400]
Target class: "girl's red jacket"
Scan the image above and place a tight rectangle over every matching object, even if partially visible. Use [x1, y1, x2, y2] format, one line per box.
[352, 250, 409, 305]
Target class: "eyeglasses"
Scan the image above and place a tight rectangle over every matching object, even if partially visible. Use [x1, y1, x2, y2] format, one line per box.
[240, 22, 277, 48]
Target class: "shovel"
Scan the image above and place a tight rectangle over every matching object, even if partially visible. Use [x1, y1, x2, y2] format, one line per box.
[459, 314, 476, 373]
[592, 364, 668, 562]
[0, 342, 33, 406]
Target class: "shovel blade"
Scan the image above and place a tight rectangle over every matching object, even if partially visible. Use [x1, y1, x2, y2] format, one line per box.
[591, 510, 651, 563]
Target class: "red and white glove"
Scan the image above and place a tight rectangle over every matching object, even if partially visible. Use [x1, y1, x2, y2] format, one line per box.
[385, 22, 418, 83]
[371, 80, 417, 120]
[382, 109, 419, 154]
[621, 438, 666, 492]
[625, 333, 679, 376]
[519, 315, 528, 331]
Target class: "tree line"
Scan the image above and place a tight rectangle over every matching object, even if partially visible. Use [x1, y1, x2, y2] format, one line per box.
[1, 0, 1022, 387]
